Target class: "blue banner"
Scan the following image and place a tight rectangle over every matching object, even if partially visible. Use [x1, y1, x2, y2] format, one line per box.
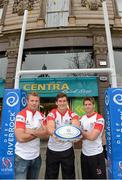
[0, 89, 27, 179]
[105, 88, 122, 179]
[20, 77, 98, 97]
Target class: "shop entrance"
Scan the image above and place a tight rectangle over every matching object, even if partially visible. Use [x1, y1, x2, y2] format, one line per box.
[40, 97, 57, 116]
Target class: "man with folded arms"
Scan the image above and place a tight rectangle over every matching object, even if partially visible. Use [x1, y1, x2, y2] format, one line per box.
[14, 92, 47, 179]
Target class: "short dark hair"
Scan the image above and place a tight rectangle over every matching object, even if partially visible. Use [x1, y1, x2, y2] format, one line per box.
[56, 92, 68, 101]
[83, 97, 95, 105]
[27, 92, 39, 100]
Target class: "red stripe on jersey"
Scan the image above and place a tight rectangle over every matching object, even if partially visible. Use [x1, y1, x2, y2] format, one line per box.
[94, 113, 104, 132]
[73, 115, 79, 120]
[67, 109, 79, 120]
[43, 119, 47, 126]
[17, 107, 27, 118]
[96, 113, 103, 120]
[47, 109, 57, 121]
[16, 122, 25, 129]
[94, 123, 103, 132]
[47, 116, 55, 121]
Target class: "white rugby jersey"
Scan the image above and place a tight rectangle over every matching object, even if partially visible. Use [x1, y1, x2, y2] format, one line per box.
[80, 112, 104, 156]
[47, 108, 79, 152]
[15, 107, 44, 160]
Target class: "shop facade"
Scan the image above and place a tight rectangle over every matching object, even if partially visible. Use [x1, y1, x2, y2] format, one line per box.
[0, 1, 122, 178]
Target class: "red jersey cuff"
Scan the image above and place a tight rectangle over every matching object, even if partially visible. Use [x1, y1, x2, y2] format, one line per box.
[15, 122, 25, 129]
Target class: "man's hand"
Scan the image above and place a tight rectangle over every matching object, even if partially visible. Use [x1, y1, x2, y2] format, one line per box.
[52, 134, 64, 143]
[26, 128, 35, 135]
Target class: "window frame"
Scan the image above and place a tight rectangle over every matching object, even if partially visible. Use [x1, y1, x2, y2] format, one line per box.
[46, 0, 70, 27]
[115, 0, 122, 17]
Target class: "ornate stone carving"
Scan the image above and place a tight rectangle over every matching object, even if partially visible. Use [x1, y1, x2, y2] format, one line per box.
[94, 35, 106, 45]
[93, 35, 107, 55]
[8, 37, 19, 49]
[13, 0, 35, 15]
[6, 36, 19, 58]
[81, 0, 102, 10]
[0, 0, 3, 8]
[94, 46, 107, 55]
[6, 49, 18, 59]
[12, 0, 18, 13]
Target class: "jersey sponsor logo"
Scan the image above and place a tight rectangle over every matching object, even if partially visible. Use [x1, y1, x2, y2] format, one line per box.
[97, 118, 104, 125]
[113, 94, 122, 105]
[16, 115, 25, 122]
[6, 92, 19, 107]
[48, 113, 55, 118]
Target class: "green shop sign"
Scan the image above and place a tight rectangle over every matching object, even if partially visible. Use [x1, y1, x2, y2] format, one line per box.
[20, 77, 98, 97]
[0, 77, 98, 98]
[0, 79, 5, 98]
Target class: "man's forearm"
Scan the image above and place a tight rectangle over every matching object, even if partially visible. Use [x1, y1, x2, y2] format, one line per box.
[32, 128, 49, 137]
[16, 133, 36, 143]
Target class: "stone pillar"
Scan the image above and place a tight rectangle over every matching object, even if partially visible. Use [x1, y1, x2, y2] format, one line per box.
[37, 0, 45, 28]
[5, 36, 19, 88]
[68, 0, 76, 26]
[1, 0, 9, 25]
[93, 34, 109, 114]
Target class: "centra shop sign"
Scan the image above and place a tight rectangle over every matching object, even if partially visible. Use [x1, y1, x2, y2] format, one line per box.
[20, 77, 98, 97]
[23, 83, 69, 91]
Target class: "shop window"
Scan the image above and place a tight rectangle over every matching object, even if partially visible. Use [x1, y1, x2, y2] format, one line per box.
[114, 50, 122, 87]
[46, 0, 70, 27]
[21, 48, 94, 78]
[115, 0, 122, 17]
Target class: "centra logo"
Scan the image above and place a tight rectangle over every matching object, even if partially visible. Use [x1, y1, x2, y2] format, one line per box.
[6, 92, 19, 107]
[113, 94, 122, 105]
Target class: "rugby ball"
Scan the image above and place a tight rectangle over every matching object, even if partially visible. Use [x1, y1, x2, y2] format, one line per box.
[54, 125, 81, 142]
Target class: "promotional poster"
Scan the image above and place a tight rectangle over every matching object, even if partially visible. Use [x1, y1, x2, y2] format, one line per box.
[105, 88, 122, 179]
[0, 89, 27, 179]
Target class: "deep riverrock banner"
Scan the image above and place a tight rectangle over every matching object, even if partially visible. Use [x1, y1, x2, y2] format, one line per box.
[105, 88, 122, 179]
[0, 89, 27, 179]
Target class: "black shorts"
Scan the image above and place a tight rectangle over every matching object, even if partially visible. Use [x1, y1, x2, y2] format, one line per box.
[81, 152, 107, 179]
[45, 147, 75, 179]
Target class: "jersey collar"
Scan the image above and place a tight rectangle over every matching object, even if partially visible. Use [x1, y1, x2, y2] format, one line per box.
[86, 112, 97, 118]
[26, 106, 37, 115]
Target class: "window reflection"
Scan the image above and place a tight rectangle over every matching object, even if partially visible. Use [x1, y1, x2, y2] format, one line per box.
[21, 49, 93, 78]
